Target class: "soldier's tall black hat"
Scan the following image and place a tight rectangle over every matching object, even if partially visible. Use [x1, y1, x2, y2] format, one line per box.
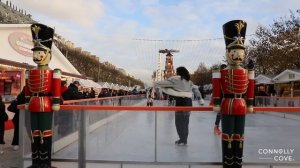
[223, 20, 247, 49]
[31, 23, 54, 51]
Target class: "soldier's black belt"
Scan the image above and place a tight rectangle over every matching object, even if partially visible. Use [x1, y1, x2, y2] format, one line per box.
[224, 94, 243, 98]
[32, 93, 50, 97]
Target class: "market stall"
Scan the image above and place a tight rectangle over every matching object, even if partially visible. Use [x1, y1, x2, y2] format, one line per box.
[0, 24, 84, 101]
[272, 69, 300, 97]
[255, 74, 276, 96]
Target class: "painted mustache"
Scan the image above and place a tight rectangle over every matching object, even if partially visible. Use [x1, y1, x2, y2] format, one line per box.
[233, 57, 243, 61]
[33, 57, 42, 61]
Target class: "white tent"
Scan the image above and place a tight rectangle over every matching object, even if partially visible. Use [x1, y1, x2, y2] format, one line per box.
[0, 24, 81, 77]
[272, 69, 300, 83]
[110, 83, 115, 89]
[255, 74, 274, 85]
[87, 79, 102, 89]
[98, 82, 110, 88]
[113, 84, 120, 90]
[103, 82, 110, 88]
[120, 85, 126, 90]
[79, 79, 92, 88]
[128, 86, 133, 91]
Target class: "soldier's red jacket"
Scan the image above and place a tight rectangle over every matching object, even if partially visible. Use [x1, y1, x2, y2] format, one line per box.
[212, 68, 254, 115]
[25, 68, 61, 112]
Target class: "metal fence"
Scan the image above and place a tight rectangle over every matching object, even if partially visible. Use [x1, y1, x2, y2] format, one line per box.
[18, 95, 300, 168]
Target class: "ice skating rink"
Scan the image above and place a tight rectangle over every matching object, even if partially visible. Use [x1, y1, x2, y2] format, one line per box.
[52, 100, 300, 164]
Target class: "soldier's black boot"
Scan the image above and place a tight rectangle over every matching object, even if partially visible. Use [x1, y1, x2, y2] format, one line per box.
[39, 136, 56, 168]
[222, 139, 234, 168]
[27, 136, 40, 168]
[233, 138, 244, 168]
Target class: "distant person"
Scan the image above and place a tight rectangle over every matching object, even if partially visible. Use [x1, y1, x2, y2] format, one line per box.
[82, 88, 90, 98]
[118, 89, 125, 96]
[61, 81, 68, 95]
[90, 87, 96, 98]
[154, 66, 202, 146]
[256, 86, 268, 106]
[132, 87, 138, 95]
[62, 81, 84, 100]
[98, 88, 110, 105]
[198, 85, 205, 99]
[167, 95, 176, 106]
[10, 87, 26, 150]
[0, 95, 8, 154]
[111, 90, 118, 97]
[212, 64, 227, 136]
[98, 88, 110, 98]
[146, 88, 155, 106]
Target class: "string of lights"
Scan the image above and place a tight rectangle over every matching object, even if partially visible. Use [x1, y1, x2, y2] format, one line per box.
[132, 34, 255, 42]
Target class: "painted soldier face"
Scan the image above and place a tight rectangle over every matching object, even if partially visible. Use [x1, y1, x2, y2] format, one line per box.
[226, 48, 245, 65]
[33, 50, 51, 65]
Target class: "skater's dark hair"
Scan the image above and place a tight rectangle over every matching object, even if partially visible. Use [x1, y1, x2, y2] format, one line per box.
[176, 66, 190, 81]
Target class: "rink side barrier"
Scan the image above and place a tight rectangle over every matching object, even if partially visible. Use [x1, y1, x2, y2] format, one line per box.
[17, 93, 300, 112]
[58, 95, 300, 112]
[59, 105, 300, 112]
[17, 96, 300, 168]
[17, 104, 300, 112]
[62, 94, 146, 104]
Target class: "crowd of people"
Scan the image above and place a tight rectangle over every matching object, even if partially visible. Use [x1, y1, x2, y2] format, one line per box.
[61, 81, 94, 100]
[0, 80, 145, 155]
[61, 81, 145, 101]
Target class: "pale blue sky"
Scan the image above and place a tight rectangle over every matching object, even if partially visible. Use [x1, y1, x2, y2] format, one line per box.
[10, 0, 300, 83]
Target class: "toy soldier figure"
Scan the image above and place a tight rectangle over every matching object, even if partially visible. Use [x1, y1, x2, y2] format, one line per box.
[25, 23, 61, 168]
[212, 20, 254, 168]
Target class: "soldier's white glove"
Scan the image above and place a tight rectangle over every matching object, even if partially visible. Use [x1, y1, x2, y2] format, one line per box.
[52, 104, 60, 111]
[199, 99, 205, 106]
[25, 103, 29, 110]
[247, 106, 254, 113]
[213, 106, 220, 112]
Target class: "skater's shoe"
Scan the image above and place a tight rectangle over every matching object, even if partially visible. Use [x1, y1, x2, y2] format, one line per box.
[175, 140, 187, 146]
[39, 164, 57, 168]
[0, 144, 4, 154]
[214, 125, 221, 136]
[27, 165, 39, 168]
[13, 145, 19, 151]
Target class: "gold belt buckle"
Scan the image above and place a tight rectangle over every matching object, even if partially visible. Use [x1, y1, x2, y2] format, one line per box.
[234, 94, 241, 98]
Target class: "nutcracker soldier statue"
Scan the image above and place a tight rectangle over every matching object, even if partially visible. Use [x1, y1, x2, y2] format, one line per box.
[212, 20, 254, 168]
[25, 23, 61, 168]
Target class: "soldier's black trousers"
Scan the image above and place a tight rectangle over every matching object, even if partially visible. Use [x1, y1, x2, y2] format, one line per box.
[222, 115, 245, 168]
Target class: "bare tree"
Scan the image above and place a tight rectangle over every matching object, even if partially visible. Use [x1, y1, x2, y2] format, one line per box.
[191, 62, 212, 86]
[248, 10, 300, 75]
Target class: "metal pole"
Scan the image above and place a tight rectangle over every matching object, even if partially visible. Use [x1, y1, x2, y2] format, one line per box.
[19, 109, 25, 168]
[78, 108, 88, 168]
[154, 110, 157, 162]
[97, 63, 101, 82]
